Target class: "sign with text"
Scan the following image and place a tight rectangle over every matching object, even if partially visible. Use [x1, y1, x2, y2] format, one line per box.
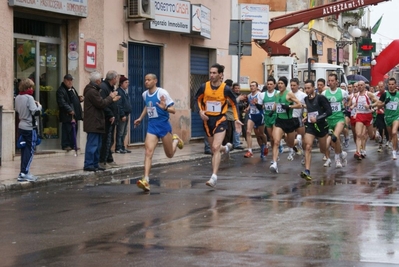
[149, 0, 191, 34]
[240, 4, 269, 39]
[8, 0, 88, 17]
[191, 4, 211, 39]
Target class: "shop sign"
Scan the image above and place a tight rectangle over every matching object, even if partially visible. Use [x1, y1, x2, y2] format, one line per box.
[8, 0, 88, 18]
[191, 4, 211, 39]
[149, 0, 191, 34]
[240, 4, 269, 39]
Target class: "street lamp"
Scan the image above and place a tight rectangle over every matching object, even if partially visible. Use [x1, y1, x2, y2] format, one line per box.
[336, 26, 362, 65]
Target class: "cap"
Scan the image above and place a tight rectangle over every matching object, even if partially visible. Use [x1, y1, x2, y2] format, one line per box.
[119, 75, 128, 86]
[64, 74, 74, 80]
[340, 83, 346, 87]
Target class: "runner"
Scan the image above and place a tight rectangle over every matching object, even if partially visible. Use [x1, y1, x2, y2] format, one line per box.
[348, 80, 380, 160]
[378, 78, 399, 159]
[134, 74, 184, 192]
[269, 76, 303, 173]
[262, 77, 278, 157]
[300, 80, 332, 180]
[321, 74, 348, 168]
[244, 81, 268, 159]
[317, 78, 326, 95]
[288, 78, 306, 161]
[195, 63, 243, 187]
[374, 81, 390, 152]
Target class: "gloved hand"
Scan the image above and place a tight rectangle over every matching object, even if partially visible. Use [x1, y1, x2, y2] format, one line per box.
[281, 104, 290, 110]
[268, 111, 275, 117]
[385, 97, 391, 104]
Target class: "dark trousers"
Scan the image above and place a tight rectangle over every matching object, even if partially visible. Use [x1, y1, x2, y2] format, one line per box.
[222, 120, 234, 146]
[19, 128, 37, 174]
[84, 132, 102, 169]
[115, 117, 128, 150]
[61, 122, 78, 149]
[99, 120, 115, 163]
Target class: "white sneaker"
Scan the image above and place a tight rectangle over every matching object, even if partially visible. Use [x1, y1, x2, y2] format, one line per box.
[323, 158, 331, 167]
[341, 151, 347, 167]
[335, 158, 343, 168]
[225, 143, 232, 154]
[295, 136, 303, 155]
[206, 175, 217, 187]
[270, 162, 279, 173]
[323, 155, 327, 161]
[393, 151, 397, 160]
[17, 172, 38, 182]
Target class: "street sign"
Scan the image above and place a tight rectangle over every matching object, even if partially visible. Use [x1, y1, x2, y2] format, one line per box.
[228, 20, 252, 56]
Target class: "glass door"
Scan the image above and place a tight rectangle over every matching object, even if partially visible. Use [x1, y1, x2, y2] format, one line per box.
[14, 35, 61, 151]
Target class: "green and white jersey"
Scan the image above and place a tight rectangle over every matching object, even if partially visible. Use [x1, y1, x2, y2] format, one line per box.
[275, 90, 293, 119]
[263, 90, 277, 116]
[384, 91, 399, 121]
[322, 88, 347, 121]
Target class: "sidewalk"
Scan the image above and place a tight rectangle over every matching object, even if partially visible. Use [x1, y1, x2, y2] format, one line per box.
[0, 141, 253, 193]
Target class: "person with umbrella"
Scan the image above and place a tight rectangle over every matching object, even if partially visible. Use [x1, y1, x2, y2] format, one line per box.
[56, 74, 83, 152]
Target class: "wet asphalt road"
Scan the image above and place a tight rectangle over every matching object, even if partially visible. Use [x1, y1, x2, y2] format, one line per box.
[0, 144, 399, 267]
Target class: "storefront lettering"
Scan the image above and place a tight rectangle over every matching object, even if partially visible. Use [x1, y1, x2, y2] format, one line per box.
[40, 0, 63, 9]
[15, 0, 36, 4]
[155, 1, 175, 12]
[322, 0, 364, 15]
[67, 3, 87, 14]
[176, 3, 188, 14]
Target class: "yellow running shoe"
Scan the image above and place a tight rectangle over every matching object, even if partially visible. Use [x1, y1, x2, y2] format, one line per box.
[173, 134, 184, 149]
[137, 178, 150, 192]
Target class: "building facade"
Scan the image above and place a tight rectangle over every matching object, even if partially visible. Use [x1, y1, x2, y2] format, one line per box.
[1, 0, 232, 162]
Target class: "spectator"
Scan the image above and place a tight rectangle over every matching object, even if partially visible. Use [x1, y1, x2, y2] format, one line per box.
[99, 70, 120, 169]
[83, 71, 120, 172]
[56, 74, 83, 151]
[115, 75, 132, 153]
[15, 78, 42, 182]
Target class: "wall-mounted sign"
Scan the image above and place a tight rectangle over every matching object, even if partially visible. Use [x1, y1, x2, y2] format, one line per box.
[84, 41, 96, 69]
[240, 4, 269, 39]
[148, 0, 191, 34]
[8, 0, 88, 17]
[191, 4, 211, 39]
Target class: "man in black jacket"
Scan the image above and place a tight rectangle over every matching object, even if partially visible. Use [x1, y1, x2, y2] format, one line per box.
[115, 75, 132, 153]
[56, 74, 83, 151]
[99, 70, 120, 169]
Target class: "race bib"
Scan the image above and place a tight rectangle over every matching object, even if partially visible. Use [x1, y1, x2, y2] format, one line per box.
[330, 102, 340, 112]
[276, 104, 285, 114]
[264, 102, 274, 111]
[308, 111, 318, 123]
[386, 101, 398, 111]
[147, 107, 159, 118]
[250, 106, 258, 114]
[206, 101, 222, 112]
[357, 103, 367, 111]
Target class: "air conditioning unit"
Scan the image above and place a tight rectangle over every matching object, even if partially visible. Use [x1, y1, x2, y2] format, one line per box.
[126, 0, 155, 21]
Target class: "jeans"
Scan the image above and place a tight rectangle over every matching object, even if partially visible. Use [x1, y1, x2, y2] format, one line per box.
[233, 130, 241, 148]
[19, 128, 37, 174]
[99, 120, 115, 163]
[84, 132, 102, 169]
[115, 117, 128, 151]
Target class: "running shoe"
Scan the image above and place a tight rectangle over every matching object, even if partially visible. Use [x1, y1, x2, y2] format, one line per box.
[335, 158, 343, 168]
[295, 136, 303, 155]
[354, 151, 362, 160]
[378, 144, 383, 153]
[341, 151, 347, 167]
[263, 145, 269, 157]
[278, 144, 284, 154]
[300, 170, 312, 181]
[173, 134, 184, 149]
[343, 138, 350, 148]
[225, 143, 233, 154]
[244, 151, 253, 158]
[17, 172, 38, 182]
[260, 144, 265, 158]
[393, 151, 397, 160]
[287, 151, 295, 161]
[137, 178, 150, 192]
[270, 162, 279, 173]
[360, 149, 366, 158]
[323, 158, 331, 167]
[322, 155, 328, 161]
[301, 156, 305, 165]
[206, 175, 217, 187]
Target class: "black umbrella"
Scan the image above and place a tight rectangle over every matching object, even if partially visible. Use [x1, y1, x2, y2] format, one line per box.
[347, 74, 369, 83]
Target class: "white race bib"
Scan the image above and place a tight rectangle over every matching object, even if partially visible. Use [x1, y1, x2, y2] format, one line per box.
[276, 104, 285, 114]
[250, 106, 258, 114]
[147, 107, 159, 118]
[330, 102, 340, 112]
[206, 101, 222, 112]
[386, 101, 398, 111]
[308, 111, 318, 123]
[264, 102, 274, 111]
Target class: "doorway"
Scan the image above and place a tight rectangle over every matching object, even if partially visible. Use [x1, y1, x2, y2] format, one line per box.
[14, 34, 62, 151]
